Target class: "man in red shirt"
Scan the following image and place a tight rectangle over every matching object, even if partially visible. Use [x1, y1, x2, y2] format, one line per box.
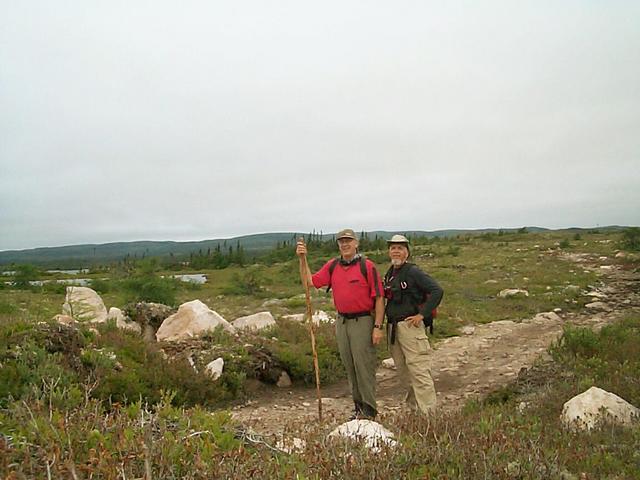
[297, 228, 384, 419]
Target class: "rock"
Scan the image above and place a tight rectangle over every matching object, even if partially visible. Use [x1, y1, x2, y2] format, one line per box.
[232, 311, 276, 331]
[276, 371, 292, 388]
[125, 302, 175, 329]
[62, 286, 108, 323]
[561, 386, 640, 430]
[461, 326, 476, 335]
[497, 289, 529, 298]
[564, 285, 581, 293]
[531, 312, 562, 323]
[553, 308, 562, 313]
[586, 291, 607, 299]
[53, 314, 76, 326]
[585, 301, 610, 311]
[615, 252, 626, 258]
[205, 357, 224, 381]
[275, 436, 306, 454]
[282, 310, 334, 326]
[381, 358, 396, 369]
[261, 298, 284, 307]
[327, 420, 397, 453]
[156, 300, 235, 342]
[142, 324, 156, 343]
[107, 307, 141, 334]
[484, 279, 498, 284]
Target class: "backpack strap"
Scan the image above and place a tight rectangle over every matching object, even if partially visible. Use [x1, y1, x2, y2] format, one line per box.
[326, 256, 368, 293]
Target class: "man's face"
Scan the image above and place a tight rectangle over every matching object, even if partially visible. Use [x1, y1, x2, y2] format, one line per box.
[337, 238, 358, 259]
[388, 243, 409, 266]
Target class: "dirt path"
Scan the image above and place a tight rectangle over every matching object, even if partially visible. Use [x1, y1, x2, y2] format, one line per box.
[231, 253, 640, 437]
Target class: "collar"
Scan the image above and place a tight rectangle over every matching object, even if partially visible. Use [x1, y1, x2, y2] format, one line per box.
[339, 254, 361, 266]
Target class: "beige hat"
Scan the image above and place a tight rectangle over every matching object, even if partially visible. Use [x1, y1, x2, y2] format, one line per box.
[387, 234, 410, 245]
[336, 228, 358, 240]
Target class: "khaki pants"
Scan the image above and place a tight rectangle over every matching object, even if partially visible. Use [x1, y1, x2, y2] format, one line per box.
[336, 315, 377, 413]
[389, 321, 436, 414]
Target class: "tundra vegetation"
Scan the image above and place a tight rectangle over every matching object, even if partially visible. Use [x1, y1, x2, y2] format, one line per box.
[0, 228, 639, 478]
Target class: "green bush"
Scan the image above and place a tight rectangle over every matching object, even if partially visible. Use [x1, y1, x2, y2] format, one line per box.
[620, 227, 640, 251]
[121, 276, 178, 306]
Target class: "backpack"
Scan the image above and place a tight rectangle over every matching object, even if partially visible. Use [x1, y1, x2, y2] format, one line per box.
[384, 263, 438, 333]
[326, 256, 368, 293]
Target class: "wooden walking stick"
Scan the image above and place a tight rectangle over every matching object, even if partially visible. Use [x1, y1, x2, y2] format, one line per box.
[298, 237, 322, 421]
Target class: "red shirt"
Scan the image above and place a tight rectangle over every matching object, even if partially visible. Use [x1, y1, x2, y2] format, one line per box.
[312, 258, 383, 314]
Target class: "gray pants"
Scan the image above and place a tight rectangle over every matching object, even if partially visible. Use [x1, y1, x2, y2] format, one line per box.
[336, 314, 377, 413]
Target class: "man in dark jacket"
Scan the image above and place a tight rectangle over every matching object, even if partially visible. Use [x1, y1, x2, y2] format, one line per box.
[384, 235, 443, 414]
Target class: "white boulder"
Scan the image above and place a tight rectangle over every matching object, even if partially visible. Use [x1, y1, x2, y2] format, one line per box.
[107, 307, 142, 334]
[205, 357, 224, 381]
[156, 300, 235, 342]
[561, 386, 640, 430]
[62, 286, 108, 323]
[232, 311, 276, 331]
[497, 289, 529, 298]
[328, 420, 397, 453]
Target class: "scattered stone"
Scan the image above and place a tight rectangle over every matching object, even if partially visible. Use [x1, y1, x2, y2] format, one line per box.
[53, 314, 76, 326]
[585, 301, 610, 311]
[586, 291, 607, 299]
[553, 308, 562, 313]
[261, 298, 284, 307]
[381, 358, 396, 369]
[282, 310, 334, 325]
[205, 357, 224, 381]
[276, 371, 292, 388]
[498, 289, 529, 298]
[484, 279, 498, 284]
[615, 252, 626, 259]
[561, 386, 640, 430]
[275, 436, 306, 454]
[461, 326, 475, 335]
[531, 312, 562, 323]
[302, 402, 311, 407]
[156, 300, 235, 342]
[232, 311, 276, 331]
[62, 286, 108, 323]
[327, 420, 397, 453]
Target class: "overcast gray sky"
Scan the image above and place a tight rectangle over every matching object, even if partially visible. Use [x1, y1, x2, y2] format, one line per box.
[1, 1, 638, 251]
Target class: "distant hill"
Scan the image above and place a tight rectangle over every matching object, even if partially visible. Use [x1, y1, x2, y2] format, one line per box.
[0, 226, 626, 268]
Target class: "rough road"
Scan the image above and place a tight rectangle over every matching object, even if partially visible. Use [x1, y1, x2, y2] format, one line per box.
[231, 252, 640, 437]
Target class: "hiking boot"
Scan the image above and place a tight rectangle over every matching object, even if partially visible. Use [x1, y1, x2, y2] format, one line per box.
[360, 403, 377, 420]
[349, 401, 364, 420]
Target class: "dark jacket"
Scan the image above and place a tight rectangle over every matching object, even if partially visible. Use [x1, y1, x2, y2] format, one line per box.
[384, 263, 444, 322]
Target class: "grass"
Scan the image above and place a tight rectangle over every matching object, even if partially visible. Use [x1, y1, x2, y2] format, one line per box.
[0, 228, 639, 477]
[1, 314, 639, 478]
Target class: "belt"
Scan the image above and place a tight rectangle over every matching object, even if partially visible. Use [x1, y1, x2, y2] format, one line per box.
[338, 311, 371, 321]
[387, 317, 405, 345]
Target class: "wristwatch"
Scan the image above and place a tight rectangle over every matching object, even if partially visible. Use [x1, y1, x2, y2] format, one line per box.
[373, 324, 384, 329]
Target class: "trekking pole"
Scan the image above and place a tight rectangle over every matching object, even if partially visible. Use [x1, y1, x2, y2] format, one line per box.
[297, 237, 322, 421]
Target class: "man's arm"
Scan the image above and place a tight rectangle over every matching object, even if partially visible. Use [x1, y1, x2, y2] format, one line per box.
[372, 295, 385, 345]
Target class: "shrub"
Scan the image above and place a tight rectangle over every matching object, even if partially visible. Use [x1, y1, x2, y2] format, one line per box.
[620, 227, 640, 251]
[121, 276, 178, 306]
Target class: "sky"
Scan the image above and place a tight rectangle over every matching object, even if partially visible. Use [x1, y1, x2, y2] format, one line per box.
[1, 1, 639, 251]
